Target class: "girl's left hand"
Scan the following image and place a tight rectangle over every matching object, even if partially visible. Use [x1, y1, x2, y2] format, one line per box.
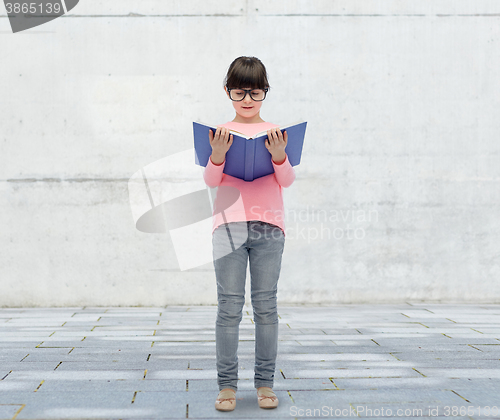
[265, 128, 288, 156]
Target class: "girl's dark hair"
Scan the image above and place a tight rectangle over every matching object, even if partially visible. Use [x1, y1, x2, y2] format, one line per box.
[224, 56, 270, 90]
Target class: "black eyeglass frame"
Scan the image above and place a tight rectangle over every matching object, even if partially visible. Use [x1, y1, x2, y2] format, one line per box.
[226, 87, 269, 102]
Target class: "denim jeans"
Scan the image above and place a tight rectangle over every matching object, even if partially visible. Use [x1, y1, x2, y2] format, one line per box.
[212, 220, 285, 392]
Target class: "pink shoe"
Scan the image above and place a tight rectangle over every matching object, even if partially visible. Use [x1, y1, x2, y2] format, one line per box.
[257, 387, 279, 409]
[215, 388, 236, 411]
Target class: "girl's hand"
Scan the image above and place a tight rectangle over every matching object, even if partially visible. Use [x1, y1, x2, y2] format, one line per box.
[265, 128, 288, 164]
[209, 127, 233, 157]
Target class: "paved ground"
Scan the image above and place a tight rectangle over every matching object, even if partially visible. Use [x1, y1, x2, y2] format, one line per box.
[0, 303, 499, 420]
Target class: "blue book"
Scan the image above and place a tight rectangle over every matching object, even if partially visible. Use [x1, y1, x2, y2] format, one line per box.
[193, 121, 307, 181]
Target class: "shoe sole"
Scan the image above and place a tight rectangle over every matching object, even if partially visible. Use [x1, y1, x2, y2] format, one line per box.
[258, 402, 279, 409]
[215, 405, 235, 411]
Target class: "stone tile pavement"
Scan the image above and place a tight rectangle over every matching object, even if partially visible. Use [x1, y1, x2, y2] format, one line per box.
[1, 303, 500, 419]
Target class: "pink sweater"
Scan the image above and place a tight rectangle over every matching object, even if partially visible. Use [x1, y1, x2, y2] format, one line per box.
[203, 121, 296, 237]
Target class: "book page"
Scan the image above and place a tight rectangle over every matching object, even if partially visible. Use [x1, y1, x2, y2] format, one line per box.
[252, 121, 306, 138]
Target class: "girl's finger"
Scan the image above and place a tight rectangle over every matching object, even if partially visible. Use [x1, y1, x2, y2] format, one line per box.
[269, 129, 277, 142]
[209, 129, 213, 142]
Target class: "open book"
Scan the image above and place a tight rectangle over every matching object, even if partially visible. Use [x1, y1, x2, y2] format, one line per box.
[193, 121, 307, 181]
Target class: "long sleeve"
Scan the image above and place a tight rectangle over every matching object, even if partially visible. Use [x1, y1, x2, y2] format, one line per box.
[271, 154, 296, 188]
[203, 156, 226, 188]
[205, 120, 296, 238]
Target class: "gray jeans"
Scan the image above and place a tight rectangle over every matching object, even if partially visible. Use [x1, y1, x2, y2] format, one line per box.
[212, 220, 285, 392]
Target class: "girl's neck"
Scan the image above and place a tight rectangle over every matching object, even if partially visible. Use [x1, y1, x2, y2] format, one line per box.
[232, 114, 265, 124]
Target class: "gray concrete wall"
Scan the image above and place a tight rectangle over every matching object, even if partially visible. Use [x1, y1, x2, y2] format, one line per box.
[1, 1, 499, 306]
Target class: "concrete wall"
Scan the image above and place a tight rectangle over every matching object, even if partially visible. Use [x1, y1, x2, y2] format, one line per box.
[1, 1, 500, 306]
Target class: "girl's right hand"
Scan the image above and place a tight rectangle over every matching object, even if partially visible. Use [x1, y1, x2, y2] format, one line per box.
[209, 127, 233, 157]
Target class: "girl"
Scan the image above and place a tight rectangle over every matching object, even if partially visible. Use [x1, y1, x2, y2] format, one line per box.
[203, 56, 295, 411]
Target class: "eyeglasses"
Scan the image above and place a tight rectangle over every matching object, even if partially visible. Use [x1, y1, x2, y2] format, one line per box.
[227, 87, 268, 102]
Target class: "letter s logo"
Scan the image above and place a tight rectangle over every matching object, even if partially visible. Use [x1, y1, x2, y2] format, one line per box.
[128, 148, 247, 271]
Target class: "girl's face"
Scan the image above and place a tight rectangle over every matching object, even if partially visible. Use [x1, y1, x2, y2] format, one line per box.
[225, 86, 265, 123]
